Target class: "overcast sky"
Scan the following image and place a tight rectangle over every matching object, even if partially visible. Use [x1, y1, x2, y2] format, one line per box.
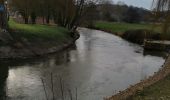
[113, 0, 153, 10]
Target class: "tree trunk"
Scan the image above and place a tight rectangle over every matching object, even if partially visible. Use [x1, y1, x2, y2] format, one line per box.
[46, 15, 50, 24]
[31, 12, 36, 24]
[46, 6, 50, 24]
[42, 15, 45, 24]
[24, 17, 29, 24]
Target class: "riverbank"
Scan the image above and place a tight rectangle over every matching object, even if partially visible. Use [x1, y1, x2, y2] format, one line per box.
[95, 21, 153, 33]
[131, 69, 170, 100]
[106, 54, 170, 100]
[0, 19, 79, 59]
[92, 21, 170, 45]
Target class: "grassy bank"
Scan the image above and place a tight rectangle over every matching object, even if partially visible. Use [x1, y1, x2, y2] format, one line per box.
[0, 19, 76, 58]
[94, 21, 170, 44]
[95, 21, 155, 33]
[131, 75, 170, 100]
[9, 19, 71, 43]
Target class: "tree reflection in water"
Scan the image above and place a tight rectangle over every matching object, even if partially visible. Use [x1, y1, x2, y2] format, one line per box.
[0, 47, 74, 100]
[0, 62, 9, 100]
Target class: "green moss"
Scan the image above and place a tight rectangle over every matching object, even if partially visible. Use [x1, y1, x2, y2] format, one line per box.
[9, 19, 70, 42]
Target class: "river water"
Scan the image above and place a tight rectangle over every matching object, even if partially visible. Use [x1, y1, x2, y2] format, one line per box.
[0, 28, 165, 100]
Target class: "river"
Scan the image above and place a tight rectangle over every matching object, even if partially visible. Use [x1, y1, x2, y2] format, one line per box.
[0, 28, 165, 100]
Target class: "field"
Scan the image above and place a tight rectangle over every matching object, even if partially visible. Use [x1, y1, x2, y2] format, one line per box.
[95, 21, 161, 33]
[9, 19, 70, 42]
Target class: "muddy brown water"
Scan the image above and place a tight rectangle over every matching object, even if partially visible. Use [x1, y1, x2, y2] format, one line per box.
[0, 28, 165, 100]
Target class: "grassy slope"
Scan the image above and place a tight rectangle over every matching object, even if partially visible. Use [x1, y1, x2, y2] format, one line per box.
[131, 75, 170, 100]
[95, 21, 160, 33]
[9, 19, 70, 43]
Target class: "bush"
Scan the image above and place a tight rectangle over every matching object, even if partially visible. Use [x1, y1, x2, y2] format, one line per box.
[122, 29, 161, 44]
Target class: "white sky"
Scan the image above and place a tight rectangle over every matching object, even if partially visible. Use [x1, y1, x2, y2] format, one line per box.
[113, 0, 153, 10]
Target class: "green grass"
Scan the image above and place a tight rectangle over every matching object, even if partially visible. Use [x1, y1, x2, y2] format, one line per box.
[131, 75, 170, 100]
[95, 21, 159, 33]
[9, 19, 70, 42]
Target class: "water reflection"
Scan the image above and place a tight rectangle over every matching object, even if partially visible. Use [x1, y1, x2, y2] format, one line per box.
[0, 50, 73, 100]
[143, 50, 168, 59]
[0, 62, 9, 100]
[0, 28, 166, 100]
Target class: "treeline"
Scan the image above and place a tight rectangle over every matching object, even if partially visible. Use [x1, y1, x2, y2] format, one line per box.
[77, 1, 155, 28]
[83, 2, 153, 25]
[9, 0, 153, 30]
[10, 0, 87, 31]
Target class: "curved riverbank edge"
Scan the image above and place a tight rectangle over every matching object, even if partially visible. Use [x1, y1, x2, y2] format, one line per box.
[105, 54, 170, 100]
[0, 32, 80, 59]
[89, 27, 163, 45]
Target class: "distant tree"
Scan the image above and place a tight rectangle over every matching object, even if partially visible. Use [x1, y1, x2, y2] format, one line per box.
[99, 0, 114, 4]
[99, 0, 115, 21]
[82, 1, 99, 27]
[11, 0, 32, 24]
[123, 6, 141, 23]
[117, 1, 125, 6]
[115, 1, 127, 22]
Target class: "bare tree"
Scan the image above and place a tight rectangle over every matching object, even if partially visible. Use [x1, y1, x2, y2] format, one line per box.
[10, 0, 93, 32]
[153, 0, 170, 11]
[153, 0, 170, 33]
